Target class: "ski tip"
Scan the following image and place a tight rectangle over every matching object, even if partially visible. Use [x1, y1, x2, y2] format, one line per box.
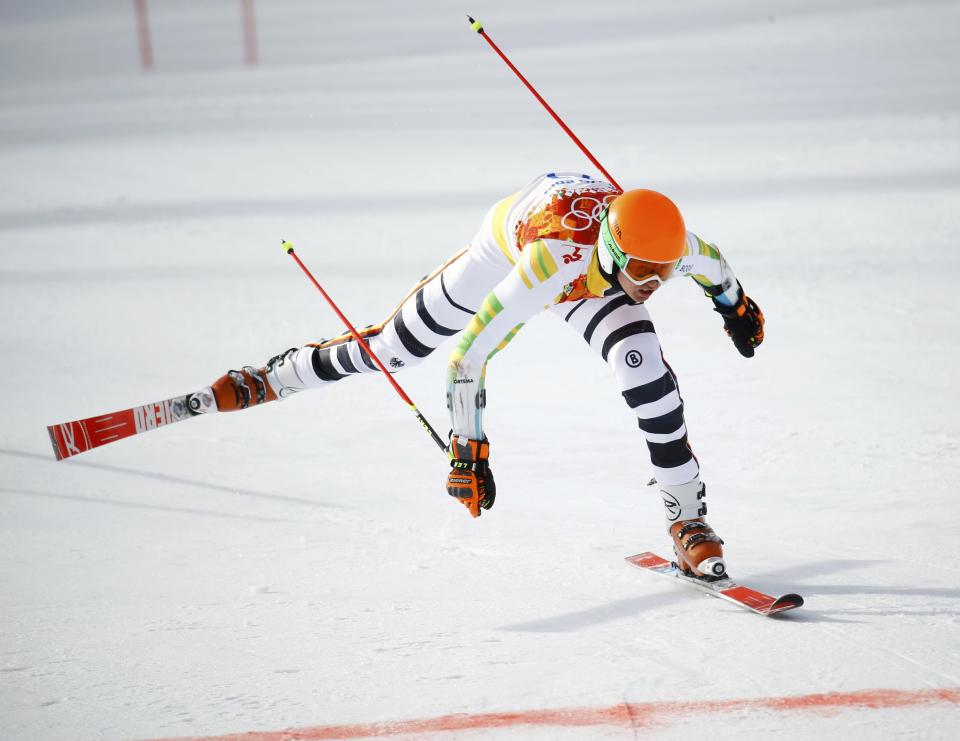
[46, 425, 66, 461]
[773, 593, 804, 609]
[467, 16, 483, 33]
[761, 594, 804, 616]
[281, 240, 295, 254]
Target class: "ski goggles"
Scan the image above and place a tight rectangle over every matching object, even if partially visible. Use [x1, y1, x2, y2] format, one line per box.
[598, 211, 677, 286]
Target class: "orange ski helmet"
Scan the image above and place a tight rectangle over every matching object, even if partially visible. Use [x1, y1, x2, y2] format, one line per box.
[598, 189, 687, 285]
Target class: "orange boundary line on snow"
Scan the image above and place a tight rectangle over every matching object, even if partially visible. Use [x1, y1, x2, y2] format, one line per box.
[153, 687, 960, 741]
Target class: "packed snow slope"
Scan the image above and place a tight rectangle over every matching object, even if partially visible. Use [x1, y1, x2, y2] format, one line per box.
[2, 1, 959, 739]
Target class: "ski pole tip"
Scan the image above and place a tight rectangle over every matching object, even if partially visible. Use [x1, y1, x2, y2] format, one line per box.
[467, 15, 483, 33]
[281, 240, 295, 254]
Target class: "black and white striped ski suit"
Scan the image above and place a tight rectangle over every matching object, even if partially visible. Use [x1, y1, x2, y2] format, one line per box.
[271, 172, 745, 486]
[275, 235, 699, 486]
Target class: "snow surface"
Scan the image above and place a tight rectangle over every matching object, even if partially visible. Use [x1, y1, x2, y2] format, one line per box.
[2, 1, 960, 739]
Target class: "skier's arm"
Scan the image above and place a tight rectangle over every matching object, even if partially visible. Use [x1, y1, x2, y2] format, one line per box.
[445, 239, 570, 516]
[676, 233, 764, 357]
[675, 233, 741, 306]
[447, 239, 568, 440]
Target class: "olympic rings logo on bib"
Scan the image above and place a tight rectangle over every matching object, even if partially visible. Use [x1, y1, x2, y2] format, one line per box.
[560, 194, 617, 232]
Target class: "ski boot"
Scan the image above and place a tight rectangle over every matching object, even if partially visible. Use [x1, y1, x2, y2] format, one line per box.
[209, 366, 276, 412]
[659, 478, 726, 579]
[204, 347, 308, 413]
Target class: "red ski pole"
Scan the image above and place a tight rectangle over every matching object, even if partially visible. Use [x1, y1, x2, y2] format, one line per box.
[281, 241, 450, 457]
[467, 15, 621, 191]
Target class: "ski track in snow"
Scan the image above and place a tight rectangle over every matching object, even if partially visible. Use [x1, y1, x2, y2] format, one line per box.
[2, 1, 960, 739]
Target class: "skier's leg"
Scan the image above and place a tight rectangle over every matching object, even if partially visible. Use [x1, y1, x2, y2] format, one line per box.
[209, 201, 513, 411]
[552, 295, 725, 577]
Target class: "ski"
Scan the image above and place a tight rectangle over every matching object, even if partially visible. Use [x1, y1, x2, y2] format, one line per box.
[626, 552, 803, 616]
[46, 388, 217, 461]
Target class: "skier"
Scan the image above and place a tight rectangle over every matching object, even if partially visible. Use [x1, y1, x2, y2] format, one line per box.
[201, 172, 764, 579]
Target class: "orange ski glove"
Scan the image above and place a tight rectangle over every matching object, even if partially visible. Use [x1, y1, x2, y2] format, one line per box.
[446, 434, 496, 517]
